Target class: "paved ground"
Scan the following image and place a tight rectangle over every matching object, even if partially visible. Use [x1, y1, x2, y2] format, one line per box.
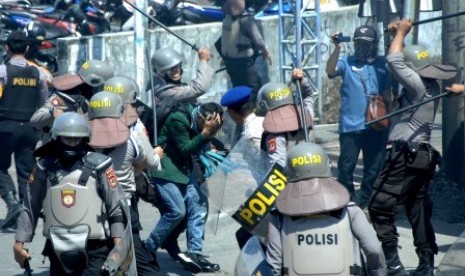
[1, 113, 465, 275]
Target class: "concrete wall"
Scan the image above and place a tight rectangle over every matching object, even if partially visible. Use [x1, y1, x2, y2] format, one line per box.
[56, 6, 443, 122]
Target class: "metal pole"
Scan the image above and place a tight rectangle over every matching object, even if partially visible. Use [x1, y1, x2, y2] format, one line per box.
[442, 0, 465, 185]
[294, 0, 308, 142]
[366, 91, 456, 126]
[383, 10, 465, 33]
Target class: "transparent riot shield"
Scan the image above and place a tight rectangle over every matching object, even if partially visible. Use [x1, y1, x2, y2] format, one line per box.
[234, 236, 272, 276]
[436, 229, 465, 275]
[102, 199, 137, 276]
[202, 136, 287, 237]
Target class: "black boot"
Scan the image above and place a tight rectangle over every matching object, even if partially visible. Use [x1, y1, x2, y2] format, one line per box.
[411, 249, 434, 276]
[382, 244, 408, 276]
[2, 191, 22, 229]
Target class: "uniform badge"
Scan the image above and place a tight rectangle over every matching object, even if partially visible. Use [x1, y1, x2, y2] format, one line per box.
[105, 167, 118, 189]
[267, 136, 277, 154]
[28, 167, 37, 184]
[51, 96, 65, 107]
[61, 190, 76, 208]
[0, 84, 3, 99]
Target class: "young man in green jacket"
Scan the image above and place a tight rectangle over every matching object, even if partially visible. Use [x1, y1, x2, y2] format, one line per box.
[144, 102, 223, 273]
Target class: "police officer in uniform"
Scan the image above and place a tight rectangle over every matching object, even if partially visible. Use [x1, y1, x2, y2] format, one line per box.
[219, 0, 271, 96]
[257, 79, 314, 168]
[87, 91, 162, 274]
[220, 85, 264, 149]
[220, 85, 266, 249]
[0, 30, 48, 229]
[368, 19, 459, 276]
[30, 59, 114, 144]
[13, 112, 131, 275]
[266, 143, 386, 276]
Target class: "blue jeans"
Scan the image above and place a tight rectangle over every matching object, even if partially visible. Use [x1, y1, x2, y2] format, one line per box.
[337, 128, 387, 207]
[146, 176, 207, 254]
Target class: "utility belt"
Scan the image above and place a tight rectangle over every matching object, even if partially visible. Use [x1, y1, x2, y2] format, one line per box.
[386, 140, 441, 170]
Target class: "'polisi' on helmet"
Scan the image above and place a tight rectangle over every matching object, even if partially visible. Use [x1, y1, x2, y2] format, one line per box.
[79, 60, 114, 87]
[151, 48, 183, 74]
[51, 112, 91, 139]
[103, 76, 139, 104]
[286, 142, 332, 182]
[403, 44, 432, 71]
[88, 91, 125, 120]
[256, 82, 294, 115]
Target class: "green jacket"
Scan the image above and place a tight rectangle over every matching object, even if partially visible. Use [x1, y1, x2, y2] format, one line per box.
[152, 103, 209, 184]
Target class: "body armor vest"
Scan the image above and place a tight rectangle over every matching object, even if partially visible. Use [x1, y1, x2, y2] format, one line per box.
[281, 209, 361, 276]
[42, 167, 106, 240]
[0, 64, 40, 121]
[221, 15, 254, 58]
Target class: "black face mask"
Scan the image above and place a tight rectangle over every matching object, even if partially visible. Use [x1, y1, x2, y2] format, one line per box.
[57, 141, 87, 169]
[354, 42, 377, 64]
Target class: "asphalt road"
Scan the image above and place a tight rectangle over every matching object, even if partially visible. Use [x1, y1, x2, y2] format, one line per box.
[1, 116, 465, 275]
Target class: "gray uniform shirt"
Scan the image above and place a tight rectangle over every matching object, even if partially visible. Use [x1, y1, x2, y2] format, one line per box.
[386, 53, 439, 144]
[15, 154, 125, 242]
[266, 203, 386, 276]
[158, 62, 214, 103]
[131, 118, 161, 170]
[95, 132, 147, 196]
[221, 14, 268, 59]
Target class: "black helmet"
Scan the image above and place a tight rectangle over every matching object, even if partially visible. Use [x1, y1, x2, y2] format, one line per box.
[26, 21, 46, 46]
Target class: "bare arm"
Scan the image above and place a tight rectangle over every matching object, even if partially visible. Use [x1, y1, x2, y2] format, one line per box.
[326, 33, 342, 76]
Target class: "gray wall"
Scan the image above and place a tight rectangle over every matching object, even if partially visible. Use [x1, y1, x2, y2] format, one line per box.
[56, 6, 443, 121]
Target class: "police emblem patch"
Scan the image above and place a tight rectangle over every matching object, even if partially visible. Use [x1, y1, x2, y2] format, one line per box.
[267, 136, 277, 153]
[105, 167, 118, 189]
[61, 190, 76, 208]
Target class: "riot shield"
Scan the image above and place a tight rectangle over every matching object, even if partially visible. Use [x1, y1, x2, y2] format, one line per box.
[436, 229, 465, 275]
[234, 236, 272, 276]
[102, 199, 137, 276]
[202, 136, 287, 237]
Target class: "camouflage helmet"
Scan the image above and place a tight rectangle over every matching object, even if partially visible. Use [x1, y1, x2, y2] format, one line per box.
[51, 112, 91, 139]
[256, 82, 294, 116]
[151, 47, 182, 74]
[403, 44, 432, 71]
[103, 76, 139, 104]
[88, 91, 125, 120]
[286, 142, 332, 182]
[78, 60, 114, 87]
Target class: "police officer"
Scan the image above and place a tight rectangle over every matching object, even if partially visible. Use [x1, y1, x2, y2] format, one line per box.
[257, 79, 314, 168]
[0, 30, 49, 229]
[30, 59, 114, 144]
[150, 47, 213, 103]
[266, 142, 387, 276]
[13, 112, 131, 275]
[219, 0, 272, 96]
[220, 86, 266, 249]
[368, 19, 460, 276]
[87, 91, 162, 274]
[221, 85, 264, 148]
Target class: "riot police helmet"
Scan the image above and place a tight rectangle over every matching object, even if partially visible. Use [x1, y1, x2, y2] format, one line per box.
[256, 82, 294, 116]
[103, 76, 139, 104]
[403, 44, 457, 80]
[88, 91, 125, 119]
[78, 59, 114, 87]
[151, 47, 183, 75]
[51, 112, 91, 139]
[286, 142, 331, 182]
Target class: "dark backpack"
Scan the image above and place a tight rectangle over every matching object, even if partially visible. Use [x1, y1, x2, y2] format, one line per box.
[135, 82, 188, 145]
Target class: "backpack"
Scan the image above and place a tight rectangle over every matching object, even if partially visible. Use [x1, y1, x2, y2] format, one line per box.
[136, 81, 184, 145]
